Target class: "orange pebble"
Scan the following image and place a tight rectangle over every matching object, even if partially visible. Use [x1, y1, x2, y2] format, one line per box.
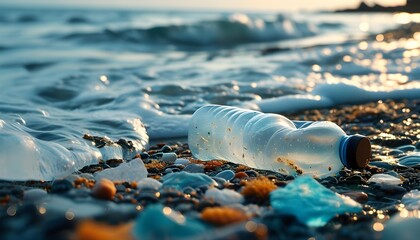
[75, 220, 134, 240]
[234, 172, 249, 179]
[91, 179, 116, 200]
[201, 207, 249, 226]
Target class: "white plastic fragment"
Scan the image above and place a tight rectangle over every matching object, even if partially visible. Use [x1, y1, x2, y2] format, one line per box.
[95, 159, 148, 182]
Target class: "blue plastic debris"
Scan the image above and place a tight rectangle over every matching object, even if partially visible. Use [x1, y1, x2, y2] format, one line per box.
[270, 175, 362, 227]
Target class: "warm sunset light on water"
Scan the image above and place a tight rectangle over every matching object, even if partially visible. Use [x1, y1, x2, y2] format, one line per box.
[0, 0, 407, 11]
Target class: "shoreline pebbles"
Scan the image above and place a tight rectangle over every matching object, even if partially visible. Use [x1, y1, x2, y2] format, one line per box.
[0, 99, 419, 240]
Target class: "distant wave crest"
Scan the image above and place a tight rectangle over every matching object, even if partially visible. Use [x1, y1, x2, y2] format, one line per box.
[62, 14, 315, 46]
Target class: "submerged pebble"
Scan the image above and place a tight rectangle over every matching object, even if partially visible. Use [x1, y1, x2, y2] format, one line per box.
[205, 188, 244, 205]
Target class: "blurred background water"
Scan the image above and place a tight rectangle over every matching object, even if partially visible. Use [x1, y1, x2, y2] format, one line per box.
[0, 2, 419, 179]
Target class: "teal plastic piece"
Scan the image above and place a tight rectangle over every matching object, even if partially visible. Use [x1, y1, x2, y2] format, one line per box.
[270, 175, 362, 227]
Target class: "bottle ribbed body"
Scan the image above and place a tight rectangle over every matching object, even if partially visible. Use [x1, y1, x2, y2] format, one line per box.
[188, 105, 348, 178]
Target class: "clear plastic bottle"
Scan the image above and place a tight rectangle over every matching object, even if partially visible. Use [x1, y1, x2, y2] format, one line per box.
[188, 105, 371, 178]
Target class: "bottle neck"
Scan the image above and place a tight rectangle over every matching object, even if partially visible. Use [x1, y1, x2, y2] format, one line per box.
[339, 136, 351, 168]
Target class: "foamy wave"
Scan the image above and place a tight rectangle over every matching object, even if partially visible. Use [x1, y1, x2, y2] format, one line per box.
[63, 14, 315, 47]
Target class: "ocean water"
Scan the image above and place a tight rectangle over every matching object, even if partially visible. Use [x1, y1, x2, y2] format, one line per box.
[0, 7, 419, 180]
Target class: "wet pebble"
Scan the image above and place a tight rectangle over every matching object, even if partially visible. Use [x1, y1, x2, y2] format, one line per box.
[205, 188, 244, 205]
[398, 154, 420, 167]
[51, 179, 73, 193]
[160, 145, 172, 153]
[376, 183, 407, 195]
[137, 178, 162, 191]
[367, 173, 402, 185]
[140, 152, 150, 160]
[343, 175, 366, 184]
[211, 176, 227, 187]
[183, 164, 205, 173]
[23, 189, 48, 202]
[162, 152, 177, 164]
[368, 161, 395, 170]
[91, 179, 116, 201]
[397, 145, 416, 152]
[215, 170, 235, 181]
[341, 191, 369, 203]
[244, 170, 259, 178]
[136, 191, 159, 203]
[162, 172, 217, 190]
[234, 172, 249, 179]
[174, 158, 190, 165]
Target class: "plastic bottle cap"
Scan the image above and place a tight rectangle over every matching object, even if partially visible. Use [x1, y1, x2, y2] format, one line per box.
[344, 135, 371, 169]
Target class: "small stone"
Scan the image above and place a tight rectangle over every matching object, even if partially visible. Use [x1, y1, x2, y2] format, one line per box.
[368, 161, 395, 170]
[51, 179, 74, 193]
[397, 145, 416, 152]
[137, 178, 162, 191]
[211, 177, 227, 187]
[91, 178, 116, 200]
[234, 172, 249, 179]
[367, 173, 402, 185]
[140, 152, 150, 160]
[23, 189, 48, 202]
[215, 170, 235, 181]
[174, 158, 190, 165]
[160, 145, 172, 153]
[343, 175, 366, 184]
[401, 190, 420, 210]
[162, 172, 217, 190]
[205, 188, 244, 205]
[341, 191, 368, 203]
[183, 164, 205, 173]
[398, 154, 420, 167]
[244, 170, 259, 178]
[161, 152, 177, 164]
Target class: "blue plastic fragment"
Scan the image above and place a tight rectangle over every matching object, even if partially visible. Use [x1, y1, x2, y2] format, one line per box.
[270, 175, 362, 227]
